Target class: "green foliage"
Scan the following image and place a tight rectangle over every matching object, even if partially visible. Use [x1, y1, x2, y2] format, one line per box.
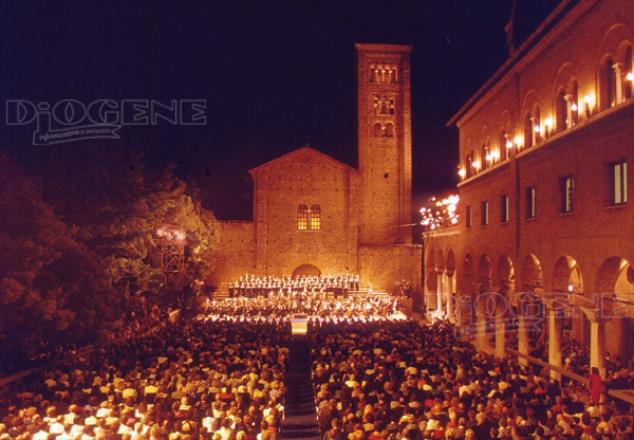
[0, 149, 218, 369]
[44, 150, 217, 295]
[0, 155, 115, 365]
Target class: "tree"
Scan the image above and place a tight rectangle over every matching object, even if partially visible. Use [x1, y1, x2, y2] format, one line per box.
[0, 154, 115, 369]
[42, 148, 217, 296]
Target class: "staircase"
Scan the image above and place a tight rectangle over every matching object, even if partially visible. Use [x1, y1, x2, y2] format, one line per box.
[281, 336, 320, 439]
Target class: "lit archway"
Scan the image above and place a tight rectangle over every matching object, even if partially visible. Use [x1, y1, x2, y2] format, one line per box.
[521, 254, 543, 291]
[292, 264, 321, 277]
[553, 256, 583, 293]
[552, 255, 586, 347]
[478, 254, 492, 292]
[497, 255, 516, 297]
[596, 257, 634, 360]
[520, 254, 545, 354]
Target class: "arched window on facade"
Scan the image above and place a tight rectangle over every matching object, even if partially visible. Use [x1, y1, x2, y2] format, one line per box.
[600, 56, 617, 110]
[389, 99, 395, 114]
[369, 65, 376, 83]
[309, 205, 321, 230]
[556, 88, 567, 131]
[385, 123, 394, 137]
[624, 47, 633, 100]
[524, 111, 533, 148]
[297, 205, 308, 230]
[373, 122, 383, 137]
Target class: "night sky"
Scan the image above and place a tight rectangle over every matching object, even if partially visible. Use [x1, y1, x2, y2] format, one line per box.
[1, 0, 559, 220]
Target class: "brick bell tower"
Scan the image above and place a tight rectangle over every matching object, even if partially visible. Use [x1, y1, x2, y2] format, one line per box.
[356, 43, 413, 245]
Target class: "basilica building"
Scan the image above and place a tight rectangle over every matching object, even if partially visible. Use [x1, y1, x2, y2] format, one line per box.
[212, 44, 422, 293]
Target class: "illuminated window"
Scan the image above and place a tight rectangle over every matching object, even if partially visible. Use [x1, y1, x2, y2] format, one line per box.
[481, 201, 489, 226]
[465, 205, 472, 228]
[297, 205, 308, 230]
[500, 195, 510, 223]
[610, 160, 628, 205]
[561, 176, 574, 213]
[309, 204, 321, 230]
[526, 187, 536, 219]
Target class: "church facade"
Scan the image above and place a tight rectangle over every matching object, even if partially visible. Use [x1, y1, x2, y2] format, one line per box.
[212, 44, 422, 293]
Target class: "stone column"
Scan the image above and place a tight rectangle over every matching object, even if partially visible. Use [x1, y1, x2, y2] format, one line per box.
[613, 63, 624, 104]
[472, 283, 485, 347]
[544, 297, 563, 380]
[564, 94, 574, 128]
[447, 291, 454, 323]
[517, 294, 529, 366]
[495, 300, 506, 358]
[581, 307, 607, 379]
[436, 272, 443, 315]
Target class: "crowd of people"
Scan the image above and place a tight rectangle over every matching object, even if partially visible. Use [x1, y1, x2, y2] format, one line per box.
[311, 321, 633, 439]
[228, 274, 360, 298]
[0, 320, 289, 440]
[2, 277, 633, 440]
[0, 296, 167, 377]
[202, 291, 399, 320]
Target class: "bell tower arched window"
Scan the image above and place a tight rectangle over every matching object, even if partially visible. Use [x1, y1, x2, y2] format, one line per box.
[385, 123, 394, 137]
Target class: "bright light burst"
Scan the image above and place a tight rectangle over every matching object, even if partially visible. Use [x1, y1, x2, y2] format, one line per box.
[419, 194, 459, 230]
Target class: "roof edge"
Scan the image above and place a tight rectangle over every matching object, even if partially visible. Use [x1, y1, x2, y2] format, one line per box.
[447, 0, 581, 127]
[355, 43, 413, 53]
[248, 145, 358, 174]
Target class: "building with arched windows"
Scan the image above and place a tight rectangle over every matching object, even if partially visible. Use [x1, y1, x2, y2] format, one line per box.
[212, 44, 421, 293]
[426, 0, 634, 379]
